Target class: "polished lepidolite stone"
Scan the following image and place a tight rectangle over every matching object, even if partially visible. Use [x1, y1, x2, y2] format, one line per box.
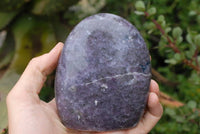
[55, 13, 151, 132]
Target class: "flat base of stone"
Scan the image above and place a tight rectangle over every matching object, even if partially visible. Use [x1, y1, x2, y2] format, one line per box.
[65, 122, 139, 133]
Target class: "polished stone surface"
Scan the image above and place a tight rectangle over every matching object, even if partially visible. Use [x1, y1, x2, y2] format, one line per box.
[55, 13, 151, 132]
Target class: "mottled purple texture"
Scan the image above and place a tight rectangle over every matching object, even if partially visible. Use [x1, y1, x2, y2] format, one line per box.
[55, 13, 151, 132]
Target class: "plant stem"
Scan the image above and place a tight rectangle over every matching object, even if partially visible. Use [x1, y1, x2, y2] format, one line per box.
[144, 11, 200, 73]
[193, 47, 199, 68]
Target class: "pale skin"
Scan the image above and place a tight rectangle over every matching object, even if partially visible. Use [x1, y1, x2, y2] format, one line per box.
[6, 42, 163, 134]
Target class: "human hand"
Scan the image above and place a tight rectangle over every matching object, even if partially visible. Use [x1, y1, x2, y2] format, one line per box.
[7, 42, 163, 134]
[7, 42, 66, 134]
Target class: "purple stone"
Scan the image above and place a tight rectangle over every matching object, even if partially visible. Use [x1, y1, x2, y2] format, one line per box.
[55, 13, 151, 132]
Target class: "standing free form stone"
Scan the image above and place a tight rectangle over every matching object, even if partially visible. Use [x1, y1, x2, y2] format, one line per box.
[55, 13, 151, 132]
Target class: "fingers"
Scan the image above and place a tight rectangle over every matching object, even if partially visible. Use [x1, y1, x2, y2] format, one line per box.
[127, 80, 163, 134]
[48, 98, 57, 113]
[148, 80, 162, 117]
[136, 81, 163, 133]
[147, 92, 163, 117]
[149, 79, 159, 95]
[10, 42, 64, 95]
[140, 92, 163, 132]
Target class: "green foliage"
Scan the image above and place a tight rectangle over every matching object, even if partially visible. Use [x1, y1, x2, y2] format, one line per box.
[31, 0, 79, 15]
[0, 12, 17, 30]
[0, 32, 15, 69]
[154, 104, 200, 134]
[194, 34, 200, 47]
[135, 1, 145, 11]
[147, 7, 156, 16]
[0, 0, 26, 12]
[0, 0, 79, 131]
[172, 27, 182, 39]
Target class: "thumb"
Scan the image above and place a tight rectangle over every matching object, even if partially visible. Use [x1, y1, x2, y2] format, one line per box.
[7, 42, 64, 104]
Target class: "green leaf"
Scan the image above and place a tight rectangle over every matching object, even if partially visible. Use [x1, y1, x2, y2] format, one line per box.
[135, 1, 145, 12]
[187, 100, 197, 109]
[176, 36, 183, 45]
[197, 15, 200, 24]
[0, 31, 15, 69]
[189, 72, 200, 85]
[147, 7, 156, 16]
[158, 35, 167, 50]
[189, 10, 197, 16]
[165, 27, 172, 34]
[174, 53, 183, 62]
[148, 29, 154, 34]
[157, 15, 165, 23]
[175, 115, 185, 123]
[0, 31, 6, 49]
[186, 33, 193, 44]
[0, 12, 17, 30]
[134, 11, 145, 15]
[161, 20, 166, 28]
[198, 56, 200, 64]
[185, 50, 193, 59]
[172, 27, 183, 38]
[157, 15, 166, 27]
[194, 34, 200, 47]
[165, 108, 176, 116]
[10, 15, 57, 72]
[144, 22, 155, 29]
[182, 124, 191, 131]
[165, 58, 177, 65]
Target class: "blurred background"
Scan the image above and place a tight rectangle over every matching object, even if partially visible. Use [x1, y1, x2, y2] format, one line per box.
[0, 0, 199, 133]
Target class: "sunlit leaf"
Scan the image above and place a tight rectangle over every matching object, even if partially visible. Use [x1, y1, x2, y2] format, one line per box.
[165, 58, 177, 65]
[172, 27, 183, 39]
[174, 53, 182, 62]
[165, 108, 176, 116]
[135, 1, 145, 12]
[147, 7, 156, 16]
[165, 27, 172, 34]
[134, 11, 145, 15]
[187, 100, 197, 109]
[0, 31, 15, 70]
[0, 12, 17, 30]
[194, 34, 200, 47]
[176, 36, 183, 45]
[157, 15, 165, 23]
[189, 11, 196, 16]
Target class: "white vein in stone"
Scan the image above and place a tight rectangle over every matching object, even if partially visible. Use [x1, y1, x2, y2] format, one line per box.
[69, 72, 151, 89]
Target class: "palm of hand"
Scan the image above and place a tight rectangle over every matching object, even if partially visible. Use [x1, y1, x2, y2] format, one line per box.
[7, 43, 162, 134]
